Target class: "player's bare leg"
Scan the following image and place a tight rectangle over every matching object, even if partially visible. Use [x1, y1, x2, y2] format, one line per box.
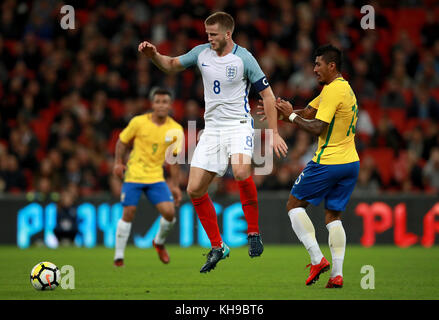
[287, 195, 329, 285]
[114, 206, 136, 267]
[231, 153, 263, 257]
[325, 209, 345, 288]
[187, 167, 217, 199]
[187, 167, 229, 272]
[152, 201, 176, 264]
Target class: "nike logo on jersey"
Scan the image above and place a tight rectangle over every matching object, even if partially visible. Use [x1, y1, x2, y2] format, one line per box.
[201, 62, 209, 67]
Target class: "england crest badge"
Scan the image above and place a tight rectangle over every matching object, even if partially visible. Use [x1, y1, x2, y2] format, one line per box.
[226, 65, 237, 81]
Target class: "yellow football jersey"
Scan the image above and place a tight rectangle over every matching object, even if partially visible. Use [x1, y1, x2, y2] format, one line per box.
[119, 113, 184, 184]
[308, 77, 359, 165]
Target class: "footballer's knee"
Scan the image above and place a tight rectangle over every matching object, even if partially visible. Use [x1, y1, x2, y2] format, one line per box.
[325, 210, 341, 224]
[160, 205, 175, 222]
[232, 162, 251, 181]
[233, 169, 251, 181]
[122, 206, 136, 222]
[186, 182, 208, 199]
[286, 195, 308, 212]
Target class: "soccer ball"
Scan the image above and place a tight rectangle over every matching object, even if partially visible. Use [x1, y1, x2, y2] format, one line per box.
[30, 261, 61, 290]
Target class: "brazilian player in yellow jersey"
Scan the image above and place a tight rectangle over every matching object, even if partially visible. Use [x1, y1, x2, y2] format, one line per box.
[113, 88, 184, 266]
[259, 44, 359, 288]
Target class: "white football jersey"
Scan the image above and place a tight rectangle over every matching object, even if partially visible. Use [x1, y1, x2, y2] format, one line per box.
[178, 43, 269, 129]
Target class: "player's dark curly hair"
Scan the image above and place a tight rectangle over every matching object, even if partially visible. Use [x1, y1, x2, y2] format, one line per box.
[314, 44, 343, 72]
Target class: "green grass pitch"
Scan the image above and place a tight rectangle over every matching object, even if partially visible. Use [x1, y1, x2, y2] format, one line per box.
[1, 244, 438, 300]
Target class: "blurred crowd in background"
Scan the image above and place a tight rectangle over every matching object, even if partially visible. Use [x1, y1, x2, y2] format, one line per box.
[1, 0, 439, 201]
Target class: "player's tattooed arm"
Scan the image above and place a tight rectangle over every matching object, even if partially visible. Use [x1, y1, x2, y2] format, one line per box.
[138, 41, 185, 74]
[293, 105, 317, 120]
[256, 99, 316, 121]
[275, 99, 328, 136]
[113, 139, 130, 179]
[292, 117, 328, 136]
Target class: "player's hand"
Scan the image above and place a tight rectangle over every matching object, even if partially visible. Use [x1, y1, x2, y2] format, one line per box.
[275, 98, 294, 120]
[273, 132, 288, 158]
[256, 99, 267, 122]
[257, 99, 287, 122]
[138, 41, 157, 58]
[170, 186, 182, 207]
[113, 163, 126, 180]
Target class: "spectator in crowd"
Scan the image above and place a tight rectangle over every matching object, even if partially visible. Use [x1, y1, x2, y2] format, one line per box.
[181, 99, 204, 131]
[1, 154, 27, 192]
[287, 62, 318, 99]
[370, 115, 404, 153]
[390, 61, 413, 90]
[405, 126, 425, 160]
[414, 51, 439, 89]
[421, 11, 439, 48]
[352, 159, 381, 196]
[392, 149, 424, 192]
[392, 31, 420, 79]
[423, 147, 439, 193]
[359, 35, 384, 87]
[407, 85, 439, 120]
[355, 109, 375, 152]
[422, 121, 439, 161]
[380, 78, 407, 109]
[33, 157, 61, 192]
[30, 176, 58, 202]
[351, 57, 377, 102]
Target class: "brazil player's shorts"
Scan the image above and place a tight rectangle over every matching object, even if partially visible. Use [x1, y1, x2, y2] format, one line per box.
[121, 181, 174, 207]
[190, 124, 254, 176]
[291, 160, 360, 212]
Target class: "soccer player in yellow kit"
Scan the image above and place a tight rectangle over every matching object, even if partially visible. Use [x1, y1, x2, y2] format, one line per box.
[260, 44, 359, 288]
[113, 88, 184, 266]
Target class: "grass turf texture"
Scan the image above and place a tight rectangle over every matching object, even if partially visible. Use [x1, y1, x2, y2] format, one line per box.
[1, 245, 438, 300]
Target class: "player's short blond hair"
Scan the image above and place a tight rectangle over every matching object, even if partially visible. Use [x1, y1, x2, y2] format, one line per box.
[205, 12, 234, 33]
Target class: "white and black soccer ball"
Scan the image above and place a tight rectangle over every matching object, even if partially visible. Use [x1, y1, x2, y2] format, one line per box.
[30, 261, 61, 290]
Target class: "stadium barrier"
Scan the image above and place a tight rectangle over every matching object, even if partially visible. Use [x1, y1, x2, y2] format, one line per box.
[1, 192, 438, 248]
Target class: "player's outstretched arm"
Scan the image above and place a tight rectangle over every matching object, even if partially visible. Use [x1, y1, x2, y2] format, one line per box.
[256, 99, 316, 121]
[138, 41, 185, 74]
[276, 99, 328, 136]
[259, 87, 288, 158]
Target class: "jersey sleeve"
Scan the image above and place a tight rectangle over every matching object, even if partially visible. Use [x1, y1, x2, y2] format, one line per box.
[315, 86, 341, 124]
[119, 116, 139, 144]
[178, 43, 210, 68]
[308, 94, 321, 109]
[237, 47, 269, 92]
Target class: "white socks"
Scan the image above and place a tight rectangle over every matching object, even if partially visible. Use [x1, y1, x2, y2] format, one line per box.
[114, 216, 177, 260]
[288, 207, 324, 265]
[326, 220, 346, 277]
[154, 217, 176, 245]
[114, 219, 132, 260]
[288, 207, 346, 278]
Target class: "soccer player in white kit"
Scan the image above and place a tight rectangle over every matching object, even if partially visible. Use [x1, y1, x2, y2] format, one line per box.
[138, 12, 287, 273]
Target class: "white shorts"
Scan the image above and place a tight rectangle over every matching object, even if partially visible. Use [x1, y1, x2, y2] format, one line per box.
[190, 125, 254, 176]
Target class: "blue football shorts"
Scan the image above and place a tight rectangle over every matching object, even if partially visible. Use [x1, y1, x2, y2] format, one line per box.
[121, 181, 174, 207]
[290, 160, 360, 212]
